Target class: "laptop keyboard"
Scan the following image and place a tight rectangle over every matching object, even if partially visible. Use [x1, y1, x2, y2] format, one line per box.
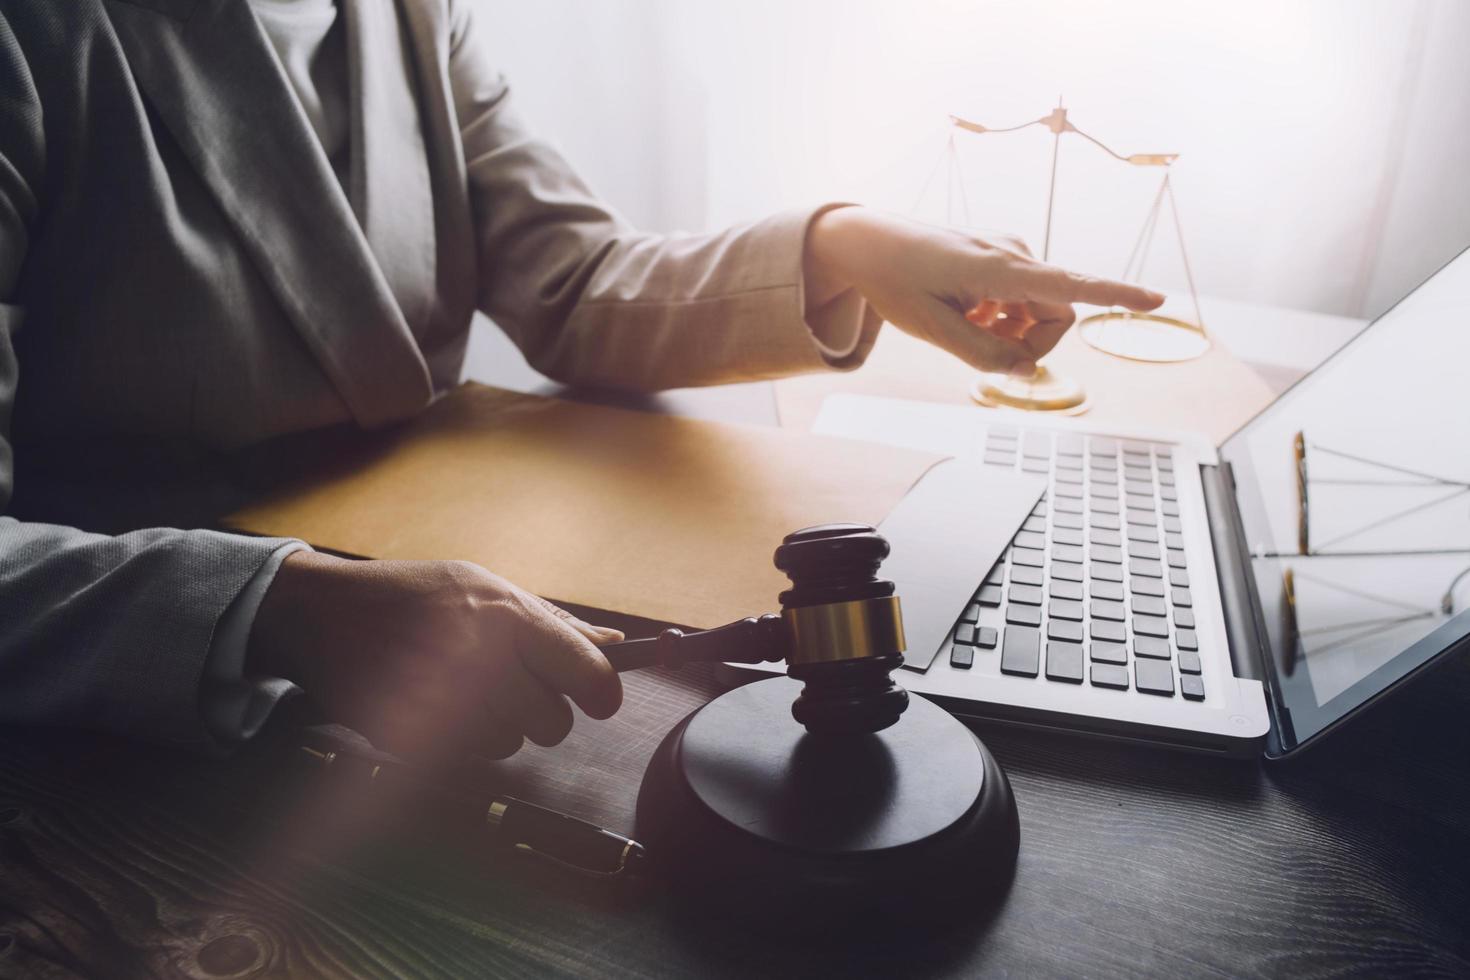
[948, 428, 1205, 701]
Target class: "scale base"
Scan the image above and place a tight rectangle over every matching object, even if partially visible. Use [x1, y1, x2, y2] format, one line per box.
[971, 364, 1090, 415]
[634, 677, 1019, 923]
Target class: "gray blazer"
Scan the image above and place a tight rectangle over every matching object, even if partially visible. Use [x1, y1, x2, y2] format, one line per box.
[0, 0, 880, 749]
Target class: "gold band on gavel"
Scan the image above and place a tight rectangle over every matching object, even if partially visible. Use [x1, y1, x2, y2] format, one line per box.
[782, 595, 906, 665]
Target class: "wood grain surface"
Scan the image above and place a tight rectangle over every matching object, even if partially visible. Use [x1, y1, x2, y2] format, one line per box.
[1, 619, 1467, 979]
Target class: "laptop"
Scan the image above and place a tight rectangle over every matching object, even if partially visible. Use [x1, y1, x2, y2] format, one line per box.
[733, 246, 1470, 759]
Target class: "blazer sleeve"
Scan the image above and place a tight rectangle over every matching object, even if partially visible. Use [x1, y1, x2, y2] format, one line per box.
[445, 0, 883, 392]
[0, 17, 301, 752]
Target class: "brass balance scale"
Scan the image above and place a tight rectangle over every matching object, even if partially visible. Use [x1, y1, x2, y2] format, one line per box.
[915, 99, 1208, 414]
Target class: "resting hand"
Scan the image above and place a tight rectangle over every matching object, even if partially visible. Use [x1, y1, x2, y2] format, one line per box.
[803, 207, 1165, 376]
[248, 552, 624, 765]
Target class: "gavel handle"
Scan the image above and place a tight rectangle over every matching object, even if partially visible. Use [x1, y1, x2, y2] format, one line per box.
[600, 614, 789, 672]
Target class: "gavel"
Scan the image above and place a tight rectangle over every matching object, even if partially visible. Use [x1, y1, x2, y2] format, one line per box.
[599, 523, 911, 735]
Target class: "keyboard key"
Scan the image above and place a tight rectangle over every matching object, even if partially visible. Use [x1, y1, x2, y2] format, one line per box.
[1172, 587, 1192, 607]
[1022, 433, 1051, 459]
[1089, 436, 1118, 455]
[1091, 641, 1128, 665]
[1011, 565, 1044, 587]
[1048, 619, 1083, 643]
[1130, 558, 1164, 578]
[1057, 455, 1084, 471]
[1130, 541, 1161, 560]
[1054, 526, 1084, 547]
[1049, 598, 1084, 621]
[1167, 549, 1188, 569]
[1089, 512, 1121, 531]
[1053, 561, 1085, 583]
[1007, 604, 1042, 627]
[950, 645, 974, 669]
[978, 584, 1003, 606]
[1133, 615, 1170, 638]
[1126, 509, 1156, 527]
[1032, 500, 1048, 518]
[1134, 635, 1171, 659]
[1013, 548, 1046, 568]
[960, 602, 981, 623]
[1091, 562, 1124, 583]
[1158, 470, 1176, 486]
[1092, 598, 1126, 621]
[954, 624, 978, 645]
[1165, 532, 1184, 550]
[1132, 595, 1166, 617]
[1174, 608, 1196, 629]
[1161, 500, 1180, 517]
[1135, 659, 1175, 696]
[1178, 650, 1202, 674]
[1089, 497, 1119, 515]
[1010, 584, 1043, 606]
[1057, 434, 1085, 455]
[1019, 516, 1045, 534]
[1021, 459, 1050, 475]
[1127, 524, 1159, 544]
[1092, 580, 1124, 602]
[1176, 629, 1199, 651]
[1159, 485, 1178, 502]
[1056, 468, 1084, 486]
[1050, 579, 1083, 601]
[1181, 674, 1204, 700]
[983, 452, 1016, 467]
[1055, 497, 1084, 514]
[1014, 530, 1046, 550]
[1090, 528, 1121, 547]
[1092, 484, 1120, 500]
[1092, 544, 1123, 564]
[1052, 543, 1084, 564]
[1054, 482, 1084, 499]
[984, 563, 1004, 586]
[1090, 469, 1119, 486]
[1169, 567, 1191, 588]
[977, 626, 998, 649]
[1054, 511, 1085, 531]
[1125, 494, 1154, 512]
[1131, 577, 1165, 598]
[1163, 516, 1182, 533]
[1000, 626, 1041, 676]
[1046, 642, 1085, 683]
[1091, 663, 1130, 689]
[1092, 620, 1126, 643]
[1090, 455, 1119, 471]
[1124, 480, 1153, 497]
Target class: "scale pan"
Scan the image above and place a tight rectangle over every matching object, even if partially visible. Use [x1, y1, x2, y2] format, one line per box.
[970, 364, 1090, 415]
[1079, 311, 1210, 363]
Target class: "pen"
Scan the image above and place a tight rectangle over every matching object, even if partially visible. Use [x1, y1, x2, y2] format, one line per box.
[297, 745, 646, 878]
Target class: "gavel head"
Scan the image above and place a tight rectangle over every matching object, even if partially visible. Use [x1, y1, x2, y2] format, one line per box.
[774, 524, 910, 735]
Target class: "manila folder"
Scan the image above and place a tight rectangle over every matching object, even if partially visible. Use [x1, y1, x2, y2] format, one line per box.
[226, 384, 943, 629]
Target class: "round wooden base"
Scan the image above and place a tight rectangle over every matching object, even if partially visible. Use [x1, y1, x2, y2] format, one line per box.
[634, 677, 1019, 922]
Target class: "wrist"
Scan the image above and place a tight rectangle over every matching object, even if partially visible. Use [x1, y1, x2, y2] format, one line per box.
[803, 205, 870, 313]
[246, 549, 351, 687]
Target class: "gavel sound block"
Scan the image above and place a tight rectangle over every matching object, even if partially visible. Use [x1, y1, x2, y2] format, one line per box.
[604, 524, 1020, 920]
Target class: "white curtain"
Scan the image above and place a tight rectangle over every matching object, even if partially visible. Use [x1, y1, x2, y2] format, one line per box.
[481, 0, 1470, 319]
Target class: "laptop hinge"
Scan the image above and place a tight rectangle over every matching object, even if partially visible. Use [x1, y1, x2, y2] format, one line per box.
[1200, 461, 1296, 752]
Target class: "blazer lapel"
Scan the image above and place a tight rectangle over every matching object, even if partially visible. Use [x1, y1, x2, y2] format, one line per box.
[343, 0, 437, 339]
[105, 0, 434, 428]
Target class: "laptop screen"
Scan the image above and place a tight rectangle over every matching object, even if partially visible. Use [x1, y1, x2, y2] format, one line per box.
[1219, 247, 1470, 751]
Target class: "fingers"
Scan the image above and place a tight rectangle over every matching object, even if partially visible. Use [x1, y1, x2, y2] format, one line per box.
[935, 300, 1037, 377]
[1017, 300, 1076, 359]
[495, 665, 575, 748]
[1006, 260, 1165, 311]
[514, 600, 624, 720]
[534, 595, 624, 645]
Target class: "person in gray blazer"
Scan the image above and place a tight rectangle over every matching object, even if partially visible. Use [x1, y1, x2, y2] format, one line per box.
[0, 0, 1161, 765]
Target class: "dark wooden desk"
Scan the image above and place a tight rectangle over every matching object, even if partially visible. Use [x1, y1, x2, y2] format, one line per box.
[3, 326, 1467, 978]
[1, 642, 1467, 979]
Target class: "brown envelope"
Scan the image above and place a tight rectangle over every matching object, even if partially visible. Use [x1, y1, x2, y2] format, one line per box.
[226, 383, 943, 629]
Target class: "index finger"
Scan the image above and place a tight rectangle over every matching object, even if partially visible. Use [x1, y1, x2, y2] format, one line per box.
[1006, 261, 1165, 311]
[515, 602, 624, 720]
